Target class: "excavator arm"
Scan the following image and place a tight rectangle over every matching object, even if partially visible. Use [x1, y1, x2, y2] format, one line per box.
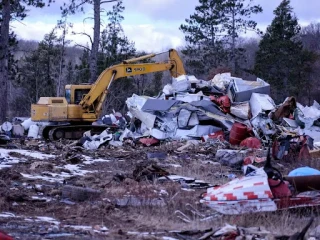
[79, 49, 185, 116]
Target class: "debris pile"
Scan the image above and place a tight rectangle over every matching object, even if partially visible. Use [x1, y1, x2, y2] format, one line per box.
[2, 73, 320, 238]
[2, 73, 320, 162]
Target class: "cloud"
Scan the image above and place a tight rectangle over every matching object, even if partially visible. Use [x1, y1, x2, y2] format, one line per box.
[11, 20, 185, 52]
[11, 0, 320, 52]
[123, 0, 197, 22]
[11, 21, 56, 41]
[123, 24, 184, 52]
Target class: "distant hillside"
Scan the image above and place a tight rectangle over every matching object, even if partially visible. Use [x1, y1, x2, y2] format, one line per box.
[14, 39, 84, 65]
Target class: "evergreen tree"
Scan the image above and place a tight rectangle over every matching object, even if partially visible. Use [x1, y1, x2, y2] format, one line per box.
[65, 60, 76, 84]
[74, 48, 91, 83]
[0, 0, 48, 121]
[152, 71, 163, 96]
[180, 0, 226, 77]
[254, 0, 316, 102]
[98, 0, 135, 72]
[218, 0, 262, 73]
[16, 30, 61, 109]
[301, 23, 320, 104]
[180, 0, 262, 77]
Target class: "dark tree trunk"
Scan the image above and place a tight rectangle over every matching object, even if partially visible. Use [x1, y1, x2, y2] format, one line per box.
[0, 0, 10, 122]
[89, 0, 100, 83]
[231, 4, 236, 74]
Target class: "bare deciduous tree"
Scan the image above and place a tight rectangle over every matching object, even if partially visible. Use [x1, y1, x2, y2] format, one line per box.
[62, 0, 119, 83]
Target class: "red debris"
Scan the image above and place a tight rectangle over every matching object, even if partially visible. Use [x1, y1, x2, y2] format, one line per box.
[243, 156, 266, 165]
[202, 130, 225, 142]
[268, 180, 292, 198]
[243, 157, 253, 165]
[240, 137, 261, 149]
[210, 95, 231, 113]
[0, 231, 14, 240]
[224, 232, 239, 240]
[229, 123, 249, 145]
[139, 138, 159, 146]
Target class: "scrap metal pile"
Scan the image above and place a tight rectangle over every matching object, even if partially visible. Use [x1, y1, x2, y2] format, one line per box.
[2, 72, 320, 162]
[77, 72, 320, 161]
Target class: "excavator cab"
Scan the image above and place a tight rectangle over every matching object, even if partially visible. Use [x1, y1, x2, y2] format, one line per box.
[65, 85, 92, 104]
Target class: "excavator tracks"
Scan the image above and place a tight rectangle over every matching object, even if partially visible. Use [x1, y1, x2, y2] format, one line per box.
[42, 125, 117, 141]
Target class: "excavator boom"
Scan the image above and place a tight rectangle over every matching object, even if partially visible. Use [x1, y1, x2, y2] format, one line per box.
[31, 49, 186, 140]
[79, 49, 185, 114]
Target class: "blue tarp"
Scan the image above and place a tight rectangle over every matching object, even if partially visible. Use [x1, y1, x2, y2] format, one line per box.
[288, 166, 320, 176]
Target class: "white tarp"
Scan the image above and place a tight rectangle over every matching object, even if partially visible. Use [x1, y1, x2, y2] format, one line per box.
[210, 72, 232, 90]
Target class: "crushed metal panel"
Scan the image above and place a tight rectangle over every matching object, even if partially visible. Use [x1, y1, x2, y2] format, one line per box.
[172, 75, 191, 92]
[250, 93, 276, 118]
[251, 114, 277, 137]
[216, 149, 247, 167]
[204, 112, 234, 131]
[174, 125, 221, 139]
[151, 128, 173, 140]
[177, 109, 192, 128]
[298, 101, 320, 120]
[230, 102, 249, 120]
[141, 99, 180, 112]
[175, 93, 210, 103]
[128, 108, 156, 129]
[210, 72, 232, 90]
[188, 112, 199, 127]
[227, 78, 270, 103]
[282, 118, 298, 128]
[190, 100, 225, 116]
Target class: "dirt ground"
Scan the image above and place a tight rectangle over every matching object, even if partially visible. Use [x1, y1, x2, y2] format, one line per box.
[0, 139, 319, 240]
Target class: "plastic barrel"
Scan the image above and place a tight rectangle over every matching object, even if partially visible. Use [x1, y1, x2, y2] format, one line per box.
[27, 124, 39, 138]
[229, 123, 248, 145]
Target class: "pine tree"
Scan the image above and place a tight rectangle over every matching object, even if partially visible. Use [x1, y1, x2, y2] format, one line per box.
[152, 71, 163, 95]
[16, 30, 61, 110]
[254, 0, 316, 102]
[98, 0, 135, 73]
[65, 60, 75, 84]
[180, 0, 262, 77]
[0, 0, 48, 121]
[180, 0, 226, 77]
[218, 0, 262, 73]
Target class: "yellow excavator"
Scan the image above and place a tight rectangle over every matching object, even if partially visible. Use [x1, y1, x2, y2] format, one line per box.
[31, 49, 186, 140]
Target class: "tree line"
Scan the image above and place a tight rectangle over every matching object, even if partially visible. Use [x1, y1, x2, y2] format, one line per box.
[0, 0, 319, 122]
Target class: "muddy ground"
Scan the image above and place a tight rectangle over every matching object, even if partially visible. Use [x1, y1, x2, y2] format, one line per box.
[0, 139, 319, 240]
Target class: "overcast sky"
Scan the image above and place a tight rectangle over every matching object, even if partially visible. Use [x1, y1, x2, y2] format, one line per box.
[11, 0, 320, 52]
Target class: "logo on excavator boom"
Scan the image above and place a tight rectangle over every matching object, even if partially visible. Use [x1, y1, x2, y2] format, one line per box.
[126, 67, 146, 73]
[126, 67, 132, 73]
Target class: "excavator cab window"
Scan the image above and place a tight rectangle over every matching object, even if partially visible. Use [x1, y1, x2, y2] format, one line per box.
[74, 89, 90, 104]
[65, 89, 71, 104]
